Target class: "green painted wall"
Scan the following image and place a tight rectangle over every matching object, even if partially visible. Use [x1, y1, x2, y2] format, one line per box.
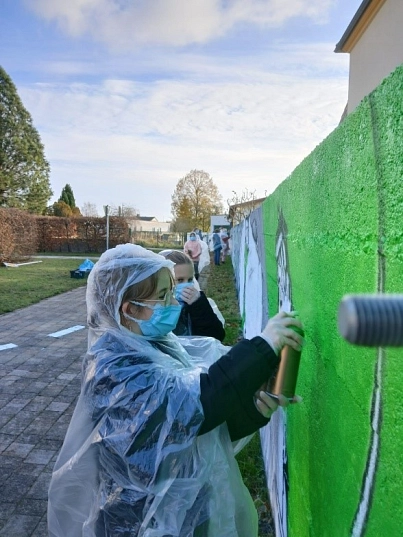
[261, 65, 403, 536]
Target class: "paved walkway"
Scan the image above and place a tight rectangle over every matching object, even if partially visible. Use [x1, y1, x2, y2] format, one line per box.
[0, 287, 88, 537]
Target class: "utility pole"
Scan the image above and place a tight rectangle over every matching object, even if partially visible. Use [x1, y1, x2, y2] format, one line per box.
[103, 205, 110, 250]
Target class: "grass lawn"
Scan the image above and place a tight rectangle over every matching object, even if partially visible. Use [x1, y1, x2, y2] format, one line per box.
[0, 252, 274, 536]
[203, 257, 275, 537]
[0, 257, 97, 314]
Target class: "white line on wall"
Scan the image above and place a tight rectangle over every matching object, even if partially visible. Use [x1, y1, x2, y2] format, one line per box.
[48, 325, 86, 338]
[351, 349, 383, 537]
[0, 343, 18, 351]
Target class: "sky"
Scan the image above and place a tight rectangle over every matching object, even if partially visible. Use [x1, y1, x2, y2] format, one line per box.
[1, 0, 363, 222]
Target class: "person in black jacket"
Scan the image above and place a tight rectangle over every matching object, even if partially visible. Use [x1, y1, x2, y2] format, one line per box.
[48, 244, 304, 537]
[159, 249, 225, 341]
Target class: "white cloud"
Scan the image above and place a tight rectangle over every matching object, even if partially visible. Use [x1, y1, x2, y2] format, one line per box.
[18, 40, 348, 220]
[26, 0, 336, 48]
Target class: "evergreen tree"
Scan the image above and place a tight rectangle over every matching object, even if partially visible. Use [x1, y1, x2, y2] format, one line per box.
[59, 184, 76, 208]
[0, 65, 52, 213]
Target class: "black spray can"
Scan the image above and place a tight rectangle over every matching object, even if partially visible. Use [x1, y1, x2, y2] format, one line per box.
[268, 325, 304, 400]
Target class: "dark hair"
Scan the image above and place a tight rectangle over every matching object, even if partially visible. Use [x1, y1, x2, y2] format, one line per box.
[159, 250, 193, 266]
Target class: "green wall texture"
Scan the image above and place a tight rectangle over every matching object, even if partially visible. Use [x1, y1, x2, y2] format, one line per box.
[261, 65, 403, 536]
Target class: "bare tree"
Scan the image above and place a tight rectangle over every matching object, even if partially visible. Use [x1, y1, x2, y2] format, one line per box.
[227, 188, 266, 226]
[81, 202, 99, 217]
[109, 204, 138, 218]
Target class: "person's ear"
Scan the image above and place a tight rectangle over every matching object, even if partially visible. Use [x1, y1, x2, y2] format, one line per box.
[121, 301, 132, 315]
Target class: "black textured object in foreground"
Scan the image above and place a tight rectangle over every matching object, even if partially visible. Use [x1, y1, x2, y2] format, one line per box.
[338, 294, 403, 347]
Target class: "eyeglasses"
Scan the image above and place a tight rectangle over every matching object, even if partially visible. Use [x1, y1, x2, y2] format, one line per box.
[131, 289, 175, 308]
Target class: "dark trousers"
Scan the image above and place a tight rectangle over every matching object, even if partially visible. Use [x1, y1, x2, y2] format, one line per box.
[214, 247, 221, 265]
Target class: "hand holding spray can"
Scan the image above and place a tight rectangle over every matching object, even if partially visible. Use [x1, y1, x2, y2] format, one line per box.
[268, 322, 304, 401]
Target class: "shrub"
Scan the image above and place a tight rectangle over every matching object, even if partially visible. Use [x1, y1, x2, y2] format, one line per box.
[0, 208, 38, 263]
[35, 216, 130, 253]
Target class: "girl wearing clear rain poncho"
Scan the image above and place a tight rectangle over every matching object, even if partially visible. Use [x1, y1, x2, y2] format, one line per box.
[47, 244, 304, 537]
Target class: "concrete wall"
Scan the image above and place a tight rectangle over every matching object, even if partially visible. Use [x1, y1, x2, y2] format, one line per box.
[232, 64, 403, 536]
[348, 0, 403, 113]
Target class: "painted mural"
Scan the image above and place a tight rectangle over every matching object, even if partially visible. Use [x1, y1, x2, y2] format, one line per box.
[231, 65, 403, 536]
[233, 206, 293, 536]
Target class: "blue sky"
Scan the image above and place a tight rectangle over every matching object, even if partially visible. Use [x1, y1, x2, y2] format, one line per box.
[1, 0, 362, 221]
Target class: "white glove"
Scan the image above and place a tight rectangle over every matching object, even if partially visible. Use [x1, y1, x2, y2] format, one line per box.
[260, 311, 304, 355]
[179, 285, 200, 305]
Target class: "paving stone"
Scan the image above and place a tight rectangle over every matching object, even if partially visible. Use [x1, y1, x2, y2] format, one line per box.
[24, 398, 50, 412]
[46, 401, 70, 413]
[0, 287, 90, 534]
[0, 514, 41, 536]
[36, 438, 62, 451]
[27, 472, 52, 500]
[1, 416, 33, 436]
[3, 441, 35, 457]
[15, 499, 47, 517]
[31, 516, 48, 537]
[0, 414, 12, 428]
[2, 399, 31, 413]
[20, 462, 47, 477]
[0, 502, 16, 519]
[0, 474, 37, 501]
[0, 454, 21, 473]
[57, 372, 77, 381]
[0, 432, 14, 452]
[11, 369, 42, 379]
[25, 449, 55, 465]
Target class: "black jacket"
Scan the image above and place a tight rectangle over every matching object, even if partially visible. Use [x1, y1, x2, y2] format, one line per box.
[173, 291, 226, 342]
[199, 336, 279, 441]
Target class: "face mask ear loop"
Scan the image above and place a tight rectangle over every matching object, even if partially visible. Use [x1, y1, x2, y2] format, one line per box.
[130, 300, 159, 310]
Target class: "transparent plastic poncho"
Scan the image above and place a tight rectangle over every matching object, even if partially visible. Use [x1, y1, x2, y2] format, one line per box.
[48, 244, 258, 537]
[197, 238, 210, 274]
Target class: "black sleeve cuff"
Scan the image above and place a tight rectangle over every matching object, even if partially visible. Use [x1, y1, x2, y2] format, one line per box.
[198, 337, 280, 435]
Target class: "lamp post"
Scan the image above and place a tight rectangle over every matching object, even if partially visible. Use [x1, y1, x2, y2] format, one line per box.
[103, 205, 110, 250]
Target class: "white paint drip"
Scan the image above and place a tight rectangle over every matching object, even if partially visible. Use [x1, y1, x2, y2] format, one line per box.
[0, 343, 18, 351]
[351, 349, 383, 537]
[48, 325, 85, 338]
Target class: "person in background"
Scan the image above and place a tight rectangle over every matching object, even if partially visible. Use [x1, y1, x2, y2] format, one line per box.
[159, 249, 225, 341]
[184, 231, 202, 279]
[220, 228, 230, 264]
[47, 244, 304, 537]
[212, 228, 222, 266]
[193, 227, 203, 241]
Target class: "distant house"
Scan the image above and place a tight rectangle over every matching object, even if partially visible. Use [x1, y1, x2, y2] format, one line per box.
[126, 215, 171, 234]
[228, 197, 266, 227]
[210, 214, 231, 234]
[335, 0, 403, 114]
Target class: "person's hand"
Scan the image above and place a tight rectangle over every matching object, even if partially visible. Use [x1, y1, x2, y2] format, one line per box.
[260, 311, 304, 355]
[254, 389, 302, 418]
[179, 285, 200, 305]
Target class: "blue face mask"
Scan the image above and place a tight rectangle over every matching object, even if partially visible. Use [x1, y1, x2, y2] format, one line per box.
[125, 302, 182, 337]
[174, 282, 194, 305]
[190, 236, 196, 241]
